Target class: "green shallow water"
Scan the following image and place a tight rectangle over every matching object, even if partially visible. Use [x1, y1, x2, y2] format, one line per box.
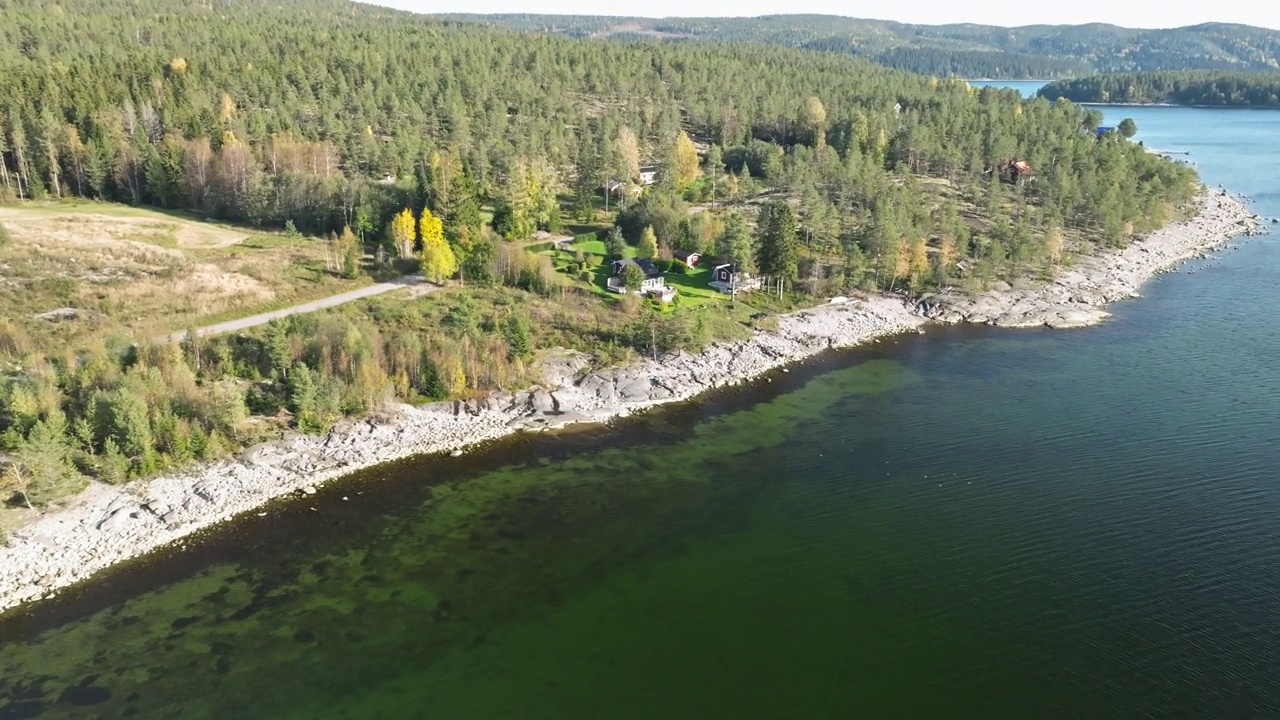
[2, 99, 1280, 718]
[1, 359, 939, 718]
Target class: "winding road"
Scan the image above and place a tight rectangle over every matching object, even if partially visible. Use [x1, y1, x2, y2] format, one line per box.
[159, 275, 429, 344]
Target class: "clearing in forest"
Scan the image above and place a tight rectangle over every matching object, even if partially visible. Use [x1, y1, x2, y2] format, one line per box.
[0, 202, 369, 352]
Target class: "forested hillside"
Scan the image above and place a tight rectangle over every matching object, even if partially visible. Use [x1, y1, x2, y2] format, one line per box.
[438, 13, 1280, 78]
[0, 0, 1199, 509]
[0, 0, 1190, 241]
[1039, 71, 1280, 105]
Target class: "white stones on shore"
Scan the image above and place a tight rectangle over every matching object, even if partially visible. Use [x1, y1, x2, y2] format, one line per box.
[917, 189, 1263, 329]
[0, 297, 924, 615]
[0, 189, 1261, 616]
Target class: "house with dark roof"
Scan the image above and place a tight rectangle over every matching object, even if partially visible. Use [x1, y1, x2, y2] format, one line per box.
[607, 257, 673, 300]
[709, 263, 761, 294]
[638, 166, 659, 186]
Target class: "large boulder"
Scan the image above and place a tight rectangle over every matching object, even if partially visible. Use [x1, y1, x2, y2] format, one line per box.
[529, 389, 557, 414]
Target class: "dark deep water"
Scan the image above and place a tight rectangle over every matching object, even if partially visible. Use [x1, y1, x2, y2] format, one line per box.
[1, 98, 1278, 719]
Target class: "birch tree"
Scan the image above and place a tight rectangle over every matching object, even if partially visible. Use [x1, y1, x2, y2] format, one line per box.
[387, 208, 416, 259]
[419, 208, 458, 283]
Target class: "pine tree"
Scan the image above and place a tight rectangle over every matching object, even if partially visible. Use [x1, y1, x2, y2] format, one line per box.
[572, 140, 601, 223]
[449, 160, 483, 249]
[414, 155, 433, 215]
[0, 113, 11, 199]
[7, 106, 31, 199]
[706, 144, 725, 197]
[266, 320, 292, 379]
[38, 109, 62, 198]
[6, 420, 86, 503]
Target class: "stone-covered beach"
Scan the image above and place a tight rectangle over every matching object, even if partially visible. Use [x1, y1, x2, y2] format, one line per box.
[0, 188, 1263, 614]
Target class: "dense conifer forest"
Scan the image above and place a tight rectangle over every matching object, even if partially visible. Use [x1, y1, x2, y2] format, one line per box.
[439, 13, 1280, 78]
[0, 0, 1201, 509]
[1039, 72, 1280, 106]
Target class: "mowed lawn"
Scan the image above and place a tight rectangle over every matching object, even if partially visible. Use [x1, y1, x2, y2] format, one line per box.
[546, 238, 730, 308]
[664, 264, 728, 305]
[567, 238, 636, 259]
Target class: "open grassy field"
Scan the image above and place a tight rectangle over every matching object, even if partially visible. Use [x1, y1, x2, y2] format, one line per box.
[0, 202, 370, 352]
[568, 238, 636, 259]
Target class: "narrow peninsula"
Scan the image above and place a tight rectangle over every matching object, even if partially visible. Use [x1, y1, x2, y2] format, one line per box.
[1039, 71, 1280, 107]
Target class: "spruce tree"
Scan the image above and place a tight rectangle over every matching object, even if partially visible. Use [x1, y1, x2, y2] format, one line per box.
[755, 200, 799, 298]
[604, 226, 627, 261]
[505, 313, 532, 359]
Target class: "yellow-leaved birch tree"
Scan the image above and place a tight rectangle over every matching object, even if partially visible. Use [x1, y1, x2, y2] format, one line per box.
[388, 208, 416, 259]
[419, 208, 457, 283]
[674, 131, 700, 187]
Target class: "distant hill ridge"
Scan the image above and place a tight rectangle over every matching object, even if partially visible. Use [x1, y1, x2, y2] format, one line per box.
[432, 13, 1280, 79]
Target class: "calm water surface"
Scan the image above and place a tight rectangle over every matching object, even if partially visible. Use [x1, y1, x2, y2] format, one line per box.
[1, 94, 1277, 718]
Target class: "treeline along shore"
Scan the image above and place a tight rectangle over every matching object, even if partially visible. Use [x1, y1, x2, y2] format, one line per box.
[0, 187, 1263, 614]
[1039, 71, 1280, 107]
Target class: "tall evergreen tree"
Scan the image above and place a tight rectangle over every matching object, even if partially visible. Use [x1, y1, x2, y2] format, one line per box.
[755, 200, 799, 298]
[716, 212, 755, 273]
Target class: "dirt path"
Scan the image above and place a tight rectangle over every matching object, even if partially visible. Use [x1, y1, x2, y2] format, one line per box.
[159, 275, 431, 343]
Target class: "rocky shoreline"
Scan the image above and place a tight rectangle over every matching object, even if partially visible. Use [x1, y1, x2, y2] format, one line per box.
[0, 188, 1264, 615]
[0, 297, 925, 613]
[917, 189, 1265, 328]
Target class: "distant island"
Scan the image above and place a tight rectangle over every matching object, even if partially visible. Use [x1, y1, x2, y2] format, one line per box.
[1039, 72, 1280, 106]
[436, 14, 1280, 79]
